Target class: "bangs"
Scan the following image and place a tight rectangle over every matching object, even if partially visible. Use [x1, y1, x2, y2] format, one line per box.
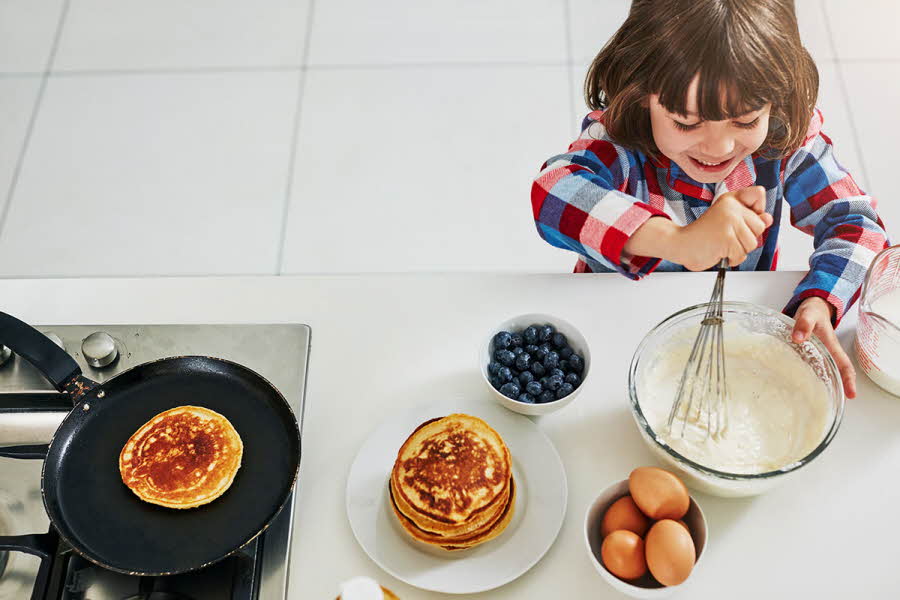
[654, 65, 771, 121]
[649, 1, 792, 121]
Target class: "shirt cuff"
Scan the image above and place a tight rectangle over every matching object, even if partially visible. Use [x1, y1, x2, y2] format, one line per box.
[600, 204, 671, 280]
[783, 288, 845, 327]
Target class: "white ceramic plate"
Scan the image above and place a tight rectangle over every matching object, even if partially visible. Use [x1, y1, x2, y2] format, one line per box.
[346, 396, 567, 594]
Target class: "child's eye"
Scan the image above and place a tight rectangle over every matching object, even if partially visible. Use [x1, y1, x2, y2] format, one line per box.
[673, 120, 701, 132]
[734, 117, 760, 129]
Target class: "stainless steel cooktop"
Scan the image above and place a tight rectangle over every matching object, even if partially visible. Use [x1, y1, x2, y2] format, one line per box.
[0, 324, 310, 600]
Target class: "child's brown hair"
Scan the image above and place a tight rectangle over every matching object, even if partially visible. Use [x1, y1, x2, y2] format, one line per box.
[585, 0, 818, 159]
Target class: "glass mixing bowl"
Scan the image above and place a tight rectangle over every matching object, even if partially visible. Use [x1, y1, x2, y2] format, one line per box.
[628, 301, 845, 497]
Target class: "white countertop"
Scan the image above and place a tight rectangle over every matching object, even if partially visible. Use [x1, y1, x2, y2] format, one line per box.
[1, 272, 897, 598]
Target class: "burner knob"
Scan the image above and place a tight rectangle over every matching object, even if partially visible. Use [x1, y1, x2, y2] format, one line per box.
[82, 332, 118, 368]
[43, 332, 65, 350]
[0, 344, 10, 367]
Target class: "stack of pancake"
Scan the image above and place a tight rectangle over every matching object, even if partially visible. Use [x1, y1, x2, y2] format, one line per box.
[389, 413, 514, 551]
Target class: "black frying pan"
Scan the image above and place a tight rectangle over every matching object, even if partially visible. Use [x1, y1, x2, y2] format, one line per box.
[0, 312, 301, 575]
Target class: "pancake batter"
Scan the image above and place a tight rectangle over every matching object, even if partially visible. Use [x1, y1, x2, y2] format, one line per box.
[639, 323, 832, 474]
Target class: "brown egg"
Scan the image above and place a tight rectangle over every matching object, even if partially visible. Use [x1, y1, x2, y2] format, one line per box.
[645, 519, 696, 586]
[600, 530, 647, 581]
[600, 495, 651, 538]
[628, 467, 690, 520]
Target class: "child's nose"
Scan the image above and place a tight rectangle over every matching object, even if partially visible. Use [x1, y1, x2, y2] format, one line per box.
[699, 135, 735, 159]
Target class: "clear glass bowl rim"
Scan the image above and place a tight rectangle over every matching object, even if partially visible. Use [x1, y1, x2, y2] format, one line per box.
[627, 301, 846, 482]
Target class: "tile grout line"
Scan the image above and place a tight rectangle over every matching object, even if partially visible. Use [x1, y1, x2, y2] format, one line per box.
[50, 65, 303, 77]
[0, 0, 72, 241]
[563, 0, 577, 135]
[0, 60, 579, 80]
[275, 0, 317, 276]
[819, 0, 872, 189]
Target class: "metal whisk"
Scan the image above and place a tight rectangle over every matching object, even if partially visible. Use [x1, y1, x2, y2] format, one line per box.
[666, 258, 729, 440]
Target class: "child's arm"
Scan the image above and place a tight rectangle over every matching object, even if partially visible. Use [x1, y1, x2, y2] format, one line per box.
[531, 119, 671, 278]
[781, 109, 889, 398]
[781, 109, 889, 325]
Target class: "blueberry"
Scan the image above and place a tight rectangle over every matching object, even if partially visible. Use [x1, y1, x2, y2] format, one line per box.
[495, 349, 516, 367]
[565, 372, 581, 387]
[551, 332, 568, 349]
[496, 366, 512, 383]
[517, 393, 537, 404]
[556, 382, 575, 399]
[531, 361, 546, 377]
[539, 390, 556, 403]
[518, 370, 534, 386]
[550, 367, 564, 379]
[526, 380, 543, 396]
[515, 352, 531, 371]
[558, 359, 569, 372]
[493, 331, 512, 350]
[538, 325, 555, 343]
[524, 344, 540, 355]
[490, 376, 502, 390]
[534, 346, 548, 361]
[509, 333, 524, 348]
[512, 346, 524, 356]
[569, 354, 584, 373]
[545, 374, 563, 391]
[523, 326, 539, 345]
[543, 351, 560, 370]
[559, 346, 574, 360]
[499, 382, 521, 399]
[487, 361, 502, 376]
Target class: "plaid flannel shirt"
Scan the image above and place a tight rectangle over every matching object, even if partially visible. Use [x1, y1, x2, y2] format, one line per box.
[531, 109, 889, 325]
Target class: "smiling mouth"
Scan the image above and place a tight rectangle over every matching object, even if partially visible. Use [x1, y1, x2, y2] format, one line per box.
[689, 156, 733, 171]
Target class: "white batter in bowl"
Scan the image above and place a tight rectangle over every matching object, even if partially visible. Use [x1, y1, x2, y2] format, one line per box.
[628, 302, 844, 497]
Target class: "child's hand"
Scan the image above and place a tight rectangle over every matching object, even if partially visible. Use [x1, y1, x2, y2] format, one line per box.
[792, 296, 857, 399]
[670, 186, 774, 271]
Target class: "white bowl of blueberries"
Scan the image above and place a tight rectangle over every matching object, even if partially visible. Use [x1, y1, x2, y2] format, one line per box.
[481, 313, 590, 416]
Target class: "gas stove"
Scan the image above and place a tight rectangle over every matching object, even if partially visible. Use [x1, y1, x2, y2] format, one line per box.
[0, 324, 310, 600]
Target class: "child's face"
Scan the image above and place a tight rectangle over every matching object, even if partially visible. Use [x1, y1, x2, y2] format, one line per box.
[648, 77, 770, 184]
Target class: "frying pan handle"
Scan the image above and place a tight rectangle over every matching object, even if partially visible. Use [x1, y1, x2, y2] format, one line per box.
[0, 311, 83, 392]
[0, 532, 56, 559]
[0, 444, 49, 459]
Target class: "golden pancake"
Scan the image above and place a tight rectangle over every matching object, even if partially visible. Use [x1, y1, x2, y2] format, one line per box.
[119, 405, 243, 509]
[390, 476, 516, 551]
[391, 414, 512, 537]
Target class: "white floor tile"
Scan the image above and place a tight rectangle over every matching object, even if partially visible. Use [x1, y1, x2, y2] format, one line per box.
[0, 77, 42, 219]
[0, 0, 64, 72]
[825, 0, 900, 59]
[841, 61, 900, 239]
[796, 0, 833, 62]
[307, 0, 567, 65]
[282, 66, 576, 273]
[54, 0, 310, 71]
[570, 62, 592, 135]
[0, 72, 299, 277]
[568, 0, 629, 64]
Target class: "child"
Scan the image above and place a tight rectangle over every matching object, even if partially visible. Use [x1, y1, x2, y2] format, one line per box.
[532, 0, 889, 399]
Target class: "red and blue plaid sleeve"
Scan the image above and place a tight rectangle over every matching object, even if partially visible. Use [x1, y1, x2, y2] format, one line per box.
[781, 109, 890, 325]
[531, 115, 670, 279]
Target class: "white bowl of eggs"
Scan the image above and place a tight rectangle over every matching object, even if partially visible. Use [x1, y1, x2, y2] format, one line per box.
[584, 467, 707, 598]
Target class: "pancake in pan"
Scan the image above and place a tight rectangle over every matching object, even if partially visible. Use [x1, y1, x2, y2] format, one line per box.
[119, 405, 243, 509]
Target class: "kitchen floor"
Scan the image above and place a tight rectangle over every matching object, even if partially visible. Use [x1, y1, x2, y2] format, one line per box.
[0, 0, 894, 278]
